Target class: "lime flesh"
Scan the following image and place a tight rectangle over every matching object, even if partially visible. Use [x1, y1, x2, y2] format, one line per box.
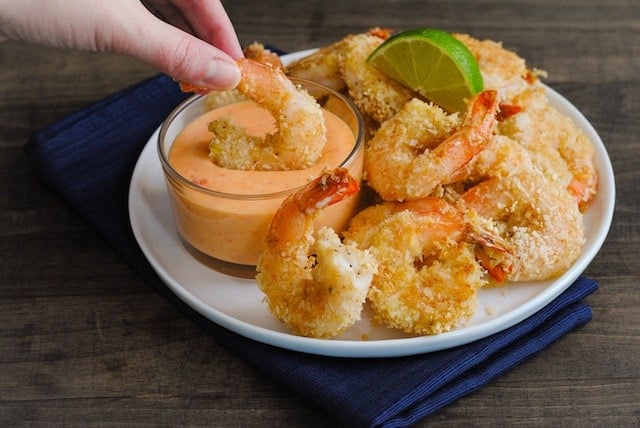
[367, 28, 483, 113]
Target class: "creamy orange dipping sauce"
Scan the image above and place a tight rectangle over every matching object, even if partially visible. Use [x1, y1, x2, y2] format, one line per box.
[165, 100, 363, 267]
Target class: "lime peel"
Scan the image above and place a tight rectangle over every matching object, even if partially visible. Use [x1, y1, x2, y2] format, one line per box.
[367, 28, 484, 113]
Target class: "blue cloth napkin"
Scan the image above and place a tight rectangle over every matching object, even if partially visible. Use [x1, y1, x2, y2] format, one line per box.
[24, 73, 597, 428]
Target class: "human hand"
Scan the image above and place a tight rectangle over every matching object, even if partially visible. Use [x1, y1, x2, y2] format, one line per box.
[0, 0, 243, 90]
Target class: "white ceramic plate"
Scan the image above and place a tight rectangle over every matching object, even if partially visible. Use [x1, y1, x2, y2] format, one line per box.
[129, 51, 615, 358]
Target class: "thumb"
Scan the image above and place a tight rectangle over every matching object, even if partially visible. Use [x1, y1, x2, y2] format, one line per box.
[114, 16, 241, 90]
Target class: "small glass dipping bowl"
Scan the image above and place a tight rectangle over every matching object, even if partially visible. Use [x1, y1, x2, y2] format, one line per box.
[158, 78, 365, 278]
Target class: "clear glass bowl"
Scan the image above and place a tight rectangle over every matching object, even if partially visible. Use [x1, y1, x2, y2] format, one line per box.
[158, 78, 365, 278]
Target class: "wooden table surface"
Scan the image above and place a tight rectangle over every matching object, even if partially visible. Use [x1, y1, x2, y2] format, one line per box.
[1, 1, 638, 426]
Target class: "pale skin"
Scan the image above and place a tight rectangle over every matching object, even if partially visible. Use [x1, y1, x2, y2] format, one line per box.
[0, 0, 243, 90]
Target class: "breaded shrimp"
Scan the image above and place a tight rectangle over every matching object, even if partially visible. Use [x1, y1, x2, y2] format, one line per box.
[208, 58, 327, 171]
[344, 197, 487, 335]
[204, 89, 248, 111]
[243, 42, 284, 70]
[285, 36, 350, 92]
[285, 27, 393, 93]
[204, 42, 283, 110]
[498, 85, 598, 210]
[458, 171, 584, 282]
[364, 90, 499, 201]
[454, 33, 532, 102]
[446, 134, 536, 187]
[340, 32, 415, 123]
[256, 169, 377, 339]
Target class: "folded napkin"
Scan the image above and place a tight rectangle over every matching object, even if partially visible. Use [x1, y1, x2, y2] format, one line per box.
[25, 73, 597, 428]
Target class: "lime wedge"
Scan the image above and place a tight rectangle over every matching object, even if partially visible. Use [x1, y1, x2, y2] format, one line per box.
[367, 28, 483, 113]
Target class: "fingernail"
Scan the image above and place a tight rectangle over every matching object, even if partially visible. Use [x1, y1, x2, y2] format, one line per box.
[203, 59, 240, 89]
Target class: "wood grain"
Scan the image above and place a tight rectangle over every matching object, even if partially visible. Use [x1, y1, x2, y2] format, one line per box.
[1, 1, 638, 426]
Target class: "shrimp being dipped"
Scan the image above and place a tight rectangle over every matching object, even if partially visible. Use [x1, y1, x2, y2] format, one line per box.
[203, 43, 284, 111]
[458, 171, 584, 282]
[204, 43, 284, 111]
[208, 58, 327, 171]
[365, 89, 499, 201]
[256, 169, 377, 339]
[243, 42, 284, 70]
[344, 197, 489, 335]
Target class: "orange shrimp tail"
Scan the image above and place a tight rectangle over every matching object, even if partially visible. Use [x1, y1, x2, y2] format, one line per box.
[468, 90, 499, 123]
[294, 168, 359, 213]
[178, 81, 211, 95]
[443, 90, 499, 181]
[567, 174, 598, 212]
[469, 230, 514, 283]
[497, 103, 523, 121]
[474, 247, 512, 283]
[367, 27, 394, 40]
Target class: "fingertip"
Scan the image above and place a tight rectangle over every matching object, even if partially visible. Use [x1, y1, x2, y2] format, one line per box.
[203, 58, 241, 90]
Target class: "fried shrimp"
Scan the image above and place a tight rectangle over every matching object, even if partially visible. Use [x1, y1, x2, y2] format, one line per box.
[256, 169, 377, 339]
[364, 90, 499, 201]
[458, 172, 584, 282]
[204, 89, 248, 111]
[203, 43, 283, 111]
[286, 27, 411, 128]
[344, 197, 487, 335]
[454, 33, 532, 102]
[243, 42, 284, 70]
[498, 85, 598, 210]
[285, 27, 393, 93]
[340, 31, 415, 123]
[285, 36, 350, 92]
[207, 58, 327, 171]
[446, 134, 536, 187]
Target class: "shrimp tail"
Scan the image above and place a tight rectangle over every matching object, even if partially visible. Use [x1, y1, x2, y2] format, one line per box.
[462, 89, 499, 145]
[266, 168, 358, 250]
[291, 168, 359, 214]
[367, 27, 394, 40]
[463, 206, 514, 283]
[468, 230, 514, 283]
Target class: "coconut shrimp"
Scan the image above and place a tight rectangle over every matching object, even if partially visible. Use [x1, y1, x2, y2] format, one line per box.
[243, 42, 284, 70]
[286, 27, 393, 93]
[364, 89, 499, 201]
[344, 197, 489, 335]
[498, 85, 598, 210]
[208, 58, 327, 171]
[458, 171, 584, 282]
[340, 31, 415, 123]
[256, 169, 377, 339]
[204, 89, 248, 111]
[285, 36, 350, 92]
[445, 134, 536, 190]
[202, 43, 284, 110]
[454, 33, 534, 103]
